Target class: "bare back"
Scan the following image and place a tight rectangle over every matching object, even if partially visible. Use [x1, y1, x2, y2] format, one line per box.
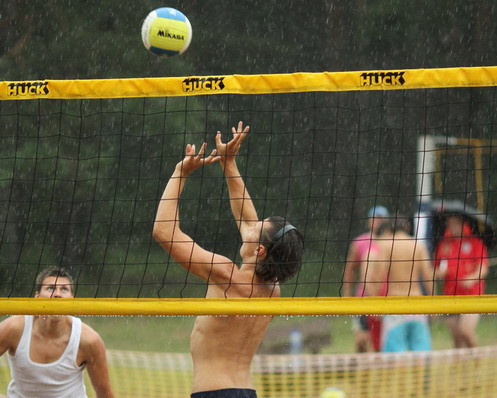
[376, 231, 433, 297]
[190, 268, 279, 393]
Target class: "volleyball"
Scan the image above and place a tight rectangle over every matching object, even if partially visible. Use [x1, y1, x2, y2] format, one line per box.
[320, 387, 347, 398]
[141, 7, 192, 57]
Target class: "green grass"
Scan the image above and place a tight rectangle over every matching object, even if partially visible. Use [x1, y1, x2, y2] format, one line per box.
[2, 314, 497, 353]
[82, 314, 497, 353]
[82, 315, 196, 352]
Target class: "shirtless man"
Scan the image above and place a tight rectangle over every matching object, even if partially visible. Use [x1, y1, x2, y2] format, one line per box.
[0, 266, 115, 398]
[365, 217, 434, 352]
[153, 122, 304, 398]
[342, 206, 389, 352]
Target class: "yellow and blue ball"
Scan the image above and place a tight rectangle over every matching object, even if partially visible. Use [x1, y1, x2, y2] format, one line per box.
[141, 7, 192, 57]
[320, 387, 347, 398]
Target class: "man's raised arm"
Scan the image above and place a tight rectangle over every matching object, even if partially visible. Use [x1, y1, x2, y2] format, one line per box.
[153, 143, 234, 282]
[215, 121, 258, 240]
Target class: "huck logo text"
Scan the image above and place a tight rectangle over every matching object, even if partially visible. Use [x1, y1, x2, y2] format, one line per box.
[8, 81, 50, 96]
[182, 77, 225, 92]
[360, 72, 406, 87]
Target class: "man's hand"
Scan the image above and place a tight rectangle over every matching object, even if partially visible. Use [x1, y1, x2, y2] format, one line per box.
[460, 267, 482, 289]
[215, 121, 249, 169]
[435, 259, 448, 279]
[176, 142, 220, 177]
[460, 278, 477, 289]
[215, 121, 257, 237]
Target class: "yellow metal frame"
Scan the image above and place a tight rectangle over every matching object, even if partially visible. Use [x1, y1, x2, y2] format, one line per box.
[433, 138, 497, 223]
[0, 295, 496, 316]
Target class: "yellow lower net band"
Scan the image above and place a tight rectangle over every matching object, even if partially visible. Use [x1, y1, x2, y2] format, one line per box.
[0, 296, 496, 316]
[1, 346, 495, 398]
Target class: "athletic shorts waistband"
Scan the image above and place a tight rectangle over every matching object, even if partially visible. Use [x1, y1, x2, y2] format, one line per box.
[191, 388, 257, 398]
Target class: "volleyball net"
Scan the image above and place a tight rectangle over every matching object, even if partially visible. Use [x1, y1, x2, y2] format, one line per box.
[0, 66, 497, 315]
[1, 344, 496, 397]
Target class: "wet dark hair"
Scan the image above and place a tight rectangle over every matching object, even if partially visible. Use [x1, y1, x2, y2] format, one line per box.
[256, 216, 304, 283]
[35, 266, 74, 294]
[376, 215, 410, 236]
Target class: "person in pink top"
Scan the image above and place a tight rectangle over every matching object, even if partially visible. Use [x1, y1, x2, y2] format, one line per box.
[434, 214, 489, 348]
[342, 205, 389, 352]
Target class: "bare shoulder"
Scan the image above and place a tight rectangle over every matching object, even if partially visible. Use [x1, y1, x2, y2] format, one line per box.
[80, 322, 106, 352]
[214, 269, 280, 299]
[0, 316, 25, 353]
[347, 239, 359, 255]
[389, 233, 415, 249]
[0, 315, 24, 331]
[239, 272, 280, 299]
[376, 238, 393, 255]
[414, 240, 430, 258]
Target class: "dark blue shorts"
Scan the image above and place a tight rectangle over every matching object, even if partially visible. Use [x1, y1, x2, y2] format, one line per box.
[191, 388, 257, 398]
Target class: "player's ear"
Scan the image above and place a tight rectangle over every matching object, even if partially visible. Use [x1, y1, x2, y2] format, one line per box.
[254, 244, 267, 259]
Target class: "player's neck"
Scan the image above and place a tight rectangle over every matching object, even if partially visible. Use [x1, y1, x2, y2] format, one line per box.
[240, 251, 258, 268]
[240, 259, 257, 275]
[33, 315, 71, 337]
[240, 258, 268, 284]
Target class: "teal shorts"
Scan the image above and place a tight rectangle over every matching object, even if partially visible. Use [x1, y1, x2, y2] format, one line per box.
[382, 315, 431, 352]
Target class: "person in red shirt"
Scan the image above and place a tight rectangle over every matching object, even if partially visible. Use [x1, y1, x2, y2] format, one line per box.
[434, 214, 489, 348]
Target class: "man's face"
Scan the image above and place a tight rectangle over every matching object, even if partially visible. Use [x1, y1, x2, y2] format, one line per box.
[369, 216, 384, 233]
[35, 276, 74, 298]
[240, 219, 269, 259]
[446, 216, 464, 237]
[245, 220, 265, 243]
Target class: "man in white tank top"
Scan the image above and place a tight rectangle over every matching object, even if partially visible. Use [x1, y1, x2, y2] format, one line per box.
[0, 267, 115, 398]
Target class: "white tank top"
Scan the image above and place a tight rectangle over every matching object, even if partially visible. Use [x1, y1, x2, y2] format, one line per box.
[7, 315, 87, 398]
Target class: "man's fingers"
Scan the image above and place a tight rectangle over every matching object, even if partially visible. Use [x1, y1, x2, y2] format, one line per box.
[239, 126, 249, 142]
[196, 142, 207, 158]
[208, 155, 221, 164]
[204, 149, 220, 164]
[204, 148, 217, 159]
[230, 124, 249, 147]
[232, 121, 244, 135]
[215, 131, 223, 146]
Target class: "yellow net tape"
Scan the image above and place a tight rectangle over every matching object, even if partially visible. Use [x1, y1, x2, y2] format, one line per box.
[0, 296, 496, 316]
[1, 65, 497, 100]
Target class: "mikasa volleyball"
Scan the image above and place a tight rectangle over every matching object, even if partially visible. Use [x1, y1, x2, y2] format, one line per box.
[141, 7, 192, 57]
